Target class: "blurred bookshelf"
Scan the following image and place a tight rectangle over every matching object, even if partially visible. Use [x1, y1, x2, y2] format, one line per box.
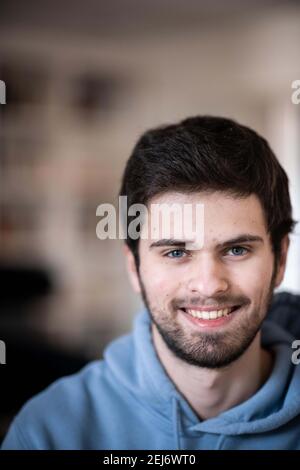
[0, 48, 143, 439]
[0, 53, 140, 362]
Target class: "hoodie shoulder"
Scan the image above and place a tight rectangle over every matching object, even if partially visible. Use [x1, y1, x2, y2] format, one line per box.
[267, 292, 300, 338]
[1, 328, 143, 450]
[1, 360, 107, 450]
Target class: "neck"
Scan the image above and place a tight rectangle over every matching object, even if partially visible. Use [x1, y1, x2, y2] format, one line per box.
[151, 324, 273, 420]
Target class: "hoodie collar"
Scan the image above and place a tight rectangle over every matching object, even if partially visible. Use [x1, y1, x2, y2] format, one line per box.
[104, 309, 199, 424]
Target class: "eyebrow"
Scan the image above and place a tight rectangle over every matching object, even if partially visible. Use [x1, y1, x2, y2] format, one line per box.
[217, 235, 264, 249]
[150, 239, 190, 249]
[149, 234, 264, 249]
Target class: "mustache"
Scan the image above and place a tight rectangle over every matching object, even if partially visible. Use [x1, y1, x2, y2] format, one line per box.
[173, 295, 251, 309]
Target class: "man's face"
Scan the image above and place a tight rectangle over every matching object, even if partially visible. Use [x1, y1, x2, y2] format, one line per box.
[126, 191, 288, 369]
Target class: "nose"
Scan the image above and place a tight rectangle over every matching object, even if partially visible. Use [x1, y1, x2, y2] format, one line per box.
[187, 255, 229, 297]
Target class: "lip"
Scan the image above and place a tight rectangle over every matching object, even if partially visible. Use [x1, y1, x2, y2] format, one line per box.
[179, 306, 242, 329]
[181, 305, 238, 312]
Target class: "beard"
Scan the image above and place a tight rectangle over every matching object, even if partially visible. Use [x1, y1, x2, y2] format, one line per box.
[138, 270, 276, 370]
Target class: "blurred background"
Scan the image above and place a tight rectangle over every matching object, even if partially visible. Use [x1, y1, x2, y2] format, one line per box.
[0, 0, 300, 442]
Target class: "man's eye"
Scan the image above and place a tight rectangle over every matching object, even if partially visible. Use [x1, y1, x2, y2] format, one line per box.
[165, 249, 187, 258]
[227, 246, 249, 256]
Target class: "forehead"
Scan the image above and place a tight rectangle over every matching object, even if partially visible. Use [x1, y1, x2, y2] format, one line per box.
[144, 190, 268, 245]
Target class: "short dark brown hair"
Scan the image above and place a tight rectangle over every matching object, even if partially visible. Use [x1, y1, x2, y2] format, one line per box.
[119, 115, 296, 266]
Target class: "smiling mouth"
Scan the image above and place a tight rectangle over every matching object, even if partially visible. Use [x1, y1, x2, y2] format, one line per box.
[180, 306, 240, 320]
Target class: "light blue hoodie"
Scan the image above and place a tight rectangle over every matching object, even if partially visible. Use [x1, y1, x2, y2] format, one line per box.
[2, 305, 300, 450]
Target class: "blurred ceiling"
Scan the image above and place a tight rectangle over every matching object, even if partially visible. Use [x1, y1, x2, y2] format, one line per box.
[1, 0, 299, 39]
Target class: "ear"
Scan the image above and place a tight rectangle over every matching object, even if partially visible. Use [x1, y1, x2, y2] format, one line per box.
[274, 235, 290, 288]
[123, 244, 141, 294]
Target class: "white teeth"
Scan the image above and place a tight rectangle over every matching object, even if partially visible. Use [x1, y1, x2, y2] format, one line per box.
[186, 307, 233, 320]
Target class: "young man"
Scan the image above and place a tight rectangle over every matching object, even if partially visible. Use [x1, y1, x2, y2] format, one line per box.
[2, 116, 300, 450]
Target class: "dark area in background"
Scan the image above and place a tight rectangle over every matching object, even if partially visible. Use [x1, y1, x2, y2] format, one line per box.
[0, 0, 298, 39]
[0, 265, 88, 443]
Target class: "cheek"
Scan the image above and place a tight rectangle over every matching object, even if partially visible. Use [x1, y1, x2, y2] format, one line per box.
[141, 264, 179, 297]
[150, 277, 173, 295]
[233, 258, 274, 297]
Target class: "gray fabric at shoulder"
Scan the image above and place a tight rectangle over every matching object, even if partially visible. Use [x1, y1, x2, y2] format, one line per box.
[267, 291, 300, 338]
